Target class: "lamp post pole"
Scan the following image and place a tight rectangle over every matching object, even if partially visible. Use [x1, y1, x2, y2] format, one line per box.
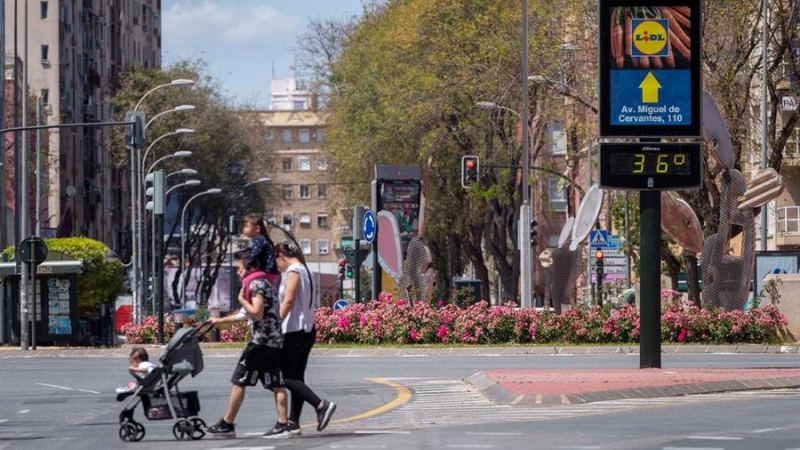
[520, 0, 532, 308]
[760, 0, 769, 251]
[180, 189, 222, 307]
[131, 79, 194, 324]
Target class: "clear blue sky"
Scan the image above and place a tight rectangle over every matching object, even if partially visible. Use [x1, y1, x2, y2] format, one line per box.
[162, 0, 365, 109]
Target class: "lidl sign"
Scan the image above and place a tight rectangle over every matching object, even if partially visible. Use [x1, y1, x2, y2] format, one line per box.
[599, 0, 702, 137]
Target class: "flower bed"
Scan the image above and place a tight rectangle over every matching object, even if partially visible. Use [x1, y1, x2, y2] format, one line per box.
[122, 294, 789, 345]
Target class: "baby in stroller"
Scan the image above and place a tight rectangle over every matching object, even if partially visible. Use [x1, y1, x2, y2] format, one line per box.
[116, 346, 156, 393]
[117, 322, 213, 442]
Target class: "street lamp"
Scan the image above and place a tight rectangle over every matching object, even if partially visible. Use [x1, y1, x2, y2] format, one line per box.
[527, 75, 598, 114]
[142, 129, 195, 172]
[147, 150, 192, 176]
[476, 100, 533, 308]
[145, 105, 196, 130]
[166, 179, 202, 198]
[134, 79, 195, 112]
[180, 188, 223, 307]
[166, 168, 197, 179]
[130, 79, 195, 324]
[243, 177, 271, 189]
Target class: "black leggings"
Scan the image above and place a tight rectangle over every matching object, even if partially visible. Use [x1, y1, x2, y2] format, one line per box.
[281, 328, 321, 423]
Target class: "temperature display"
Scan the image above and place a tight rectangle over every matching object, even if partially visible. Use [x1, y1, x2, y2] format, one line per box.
[599, 142, 701, 191]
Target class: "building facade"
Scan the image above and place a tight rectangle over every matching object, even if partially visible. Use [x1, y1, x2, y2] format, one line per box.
[4, 0, 161, 254]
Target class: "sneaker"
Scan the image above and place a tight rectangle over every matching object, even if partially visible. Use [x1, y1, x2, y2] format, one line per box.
[286, 421, 302, 436]
[204, 419, 235, 438]
[262, 422, 292, 439]
[316, 400, 337, 431]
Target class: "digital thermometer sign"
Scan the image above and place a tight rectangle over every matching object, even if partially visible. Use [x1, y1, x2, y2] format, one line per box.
[599, 142, 701, 190]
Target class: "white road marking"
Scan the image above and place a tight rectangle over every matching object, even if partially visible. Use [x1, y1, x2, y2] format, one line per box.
[467, 432, 523, 436]
[16, 410, 30, 414]
[207, 447, 275, 450]
[447, 446, 495, 449]
[559, 447, 602, 450]
[685, 436, 742, 441]
[36, 383, 73, 391]
[330, 445, 387, 449]
[0, 419, 8, 424]
[76, 388, 100, 394]
[353, 430, 411, 434]
[663, 447, 724, 450]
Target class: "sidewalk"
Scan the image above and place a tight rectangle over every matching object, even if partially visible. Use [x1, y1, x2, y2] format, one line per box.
[468, 367, 800, 406]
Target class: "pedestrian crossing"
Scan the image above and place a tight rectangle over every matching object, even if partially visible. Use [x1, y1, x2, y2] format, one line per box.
[328, 378, 800, 432]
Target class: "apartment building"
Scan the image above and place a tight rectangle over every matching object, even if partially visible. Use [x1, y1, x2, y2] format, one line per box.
[4, 0, 161, 258]
[256, 78, 343, 300]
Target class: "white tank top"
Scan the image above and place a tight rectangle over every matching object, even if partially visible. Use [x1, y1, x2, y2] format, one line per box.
[279, 262, 315, 333]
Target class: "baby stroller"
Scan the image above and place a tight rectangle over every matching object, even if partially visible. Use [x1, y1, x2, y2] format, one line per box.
[117, 322, 213, 442]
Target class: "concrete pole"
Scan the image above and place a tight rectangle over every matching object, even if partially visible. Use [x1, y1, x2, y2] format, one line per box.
[35, 98, 41, 237]
[520, 0, 532, 308]
[0, 0, 6, 344]
[20, 0, 29, 350]
[759, 0, 769, 251]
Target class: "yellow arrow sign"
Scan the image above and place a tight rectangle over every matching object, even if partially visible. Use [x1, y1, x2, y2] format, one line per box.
[639, 72, 661, 103]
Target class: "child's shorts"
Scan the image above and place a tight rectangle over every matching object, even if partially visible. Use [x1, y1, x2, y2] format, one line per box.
[231, 342, 284, 388]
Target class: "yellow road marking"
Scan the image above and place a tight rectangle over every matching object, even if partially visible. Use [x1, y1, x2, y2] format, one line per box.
[327, 378, 412, 426]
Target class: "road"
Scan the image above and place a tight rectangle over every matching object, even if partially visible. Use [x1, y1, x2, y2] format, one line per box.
[0, 353, 798, 449]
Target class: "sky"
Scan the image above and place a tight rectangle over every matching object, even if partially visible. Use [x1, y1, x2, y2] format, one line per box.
[161, 0, 365, 109]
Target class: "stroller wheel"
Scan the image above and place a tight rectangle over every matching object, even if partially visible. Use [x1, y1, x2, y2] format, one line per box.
[190, 418, 206, 440]
[118, 423, 138, 442]
[172, 419, 193, 441]
[134, 422, 146, 441]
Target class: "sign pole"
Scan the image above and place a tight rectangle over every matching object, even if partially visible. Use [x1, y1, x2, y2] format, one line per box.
[639, 189, 661, 368]
[354, 238, 361, 304]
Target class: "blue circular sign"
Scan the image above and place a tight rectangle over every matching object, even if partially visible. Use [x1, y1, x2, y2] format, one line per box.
[363, 210, 376, 244]
[333, 299, 349, 311]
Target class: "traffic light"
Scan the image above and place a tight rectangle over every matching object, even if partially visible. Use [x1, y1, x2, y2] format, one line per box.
[346, 264, 354, 279]
[595, 249, 605, 281]
[338, 259, 346, 281]
[530, 219, 538, 247]
[461, 155, 480, 187]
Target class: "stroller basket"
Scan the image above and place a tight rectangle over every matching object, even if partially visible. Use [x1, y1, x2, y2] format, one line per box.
[142, 391, 201, 420]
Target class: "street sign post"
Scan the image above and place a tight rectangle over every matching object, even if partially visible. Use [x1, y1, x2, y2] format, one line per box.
[782, 96, 798, 112]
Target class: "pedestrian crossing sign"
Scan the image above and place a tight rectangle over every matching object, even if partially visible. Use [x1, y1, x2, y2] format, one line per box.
[589, 230, 610, 248]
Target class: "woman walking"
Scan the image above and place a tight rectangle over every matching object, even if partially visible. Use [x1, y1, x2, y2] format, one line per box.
[273, 241, 336, 436]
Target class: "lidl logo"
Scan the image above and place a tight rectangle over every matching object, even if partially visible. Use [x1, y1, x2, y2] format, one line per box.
[631, 19, 669, 57]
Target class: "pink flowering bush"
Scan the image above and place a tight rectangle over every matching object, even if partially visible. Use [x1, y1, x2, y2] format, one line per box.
[122, 315, 176, 344]
[314, 295, 788, 345]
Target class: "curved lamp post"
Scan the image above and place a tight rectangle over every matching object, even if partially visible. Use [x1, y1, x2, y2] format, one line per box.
[166, 179, 201, 198]
[166, 168, 197, 179]
[145, 104, 196, 130]
[134, 79, 195, 112]
[180, 188, 223, 307]
[147, 150, 192, 177]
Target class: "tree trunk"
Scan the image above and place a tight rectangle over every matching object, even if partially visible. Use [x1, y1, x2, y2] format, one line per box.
[684, 252, 701, 307]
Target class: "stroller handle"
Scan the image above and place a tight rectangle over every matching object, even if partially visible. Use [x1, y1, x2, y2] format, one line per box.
[194, 320, 216, 338]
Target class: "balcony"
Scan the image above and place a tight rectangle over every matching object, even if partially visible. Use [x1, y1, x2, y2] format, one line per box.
[777, 206, 800, 247]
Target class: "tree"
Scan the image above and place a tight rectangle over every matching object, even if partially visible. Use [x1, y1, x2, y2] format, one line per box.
[107, 59, 277, 304]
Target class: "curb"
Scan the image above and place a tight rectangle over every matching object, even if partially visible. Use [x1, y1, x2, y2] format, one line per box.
[0, 344, 798, 359]
[465, 371, 800, 406]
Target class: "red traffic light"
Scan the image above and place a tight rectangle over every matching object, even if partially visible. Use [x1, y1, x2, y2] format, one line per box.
[339, 259, 346, 267]
[465, 159, 476, 169]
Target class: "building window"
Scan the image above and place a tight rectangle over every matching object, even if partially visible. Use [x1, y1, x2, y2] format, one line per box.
[282, 213, 294, 227]
[317, 157, 328, 171]
[317, 184, 328, 199]
[547, 178, 567, 212]
[548, 122, 567, 155]
[789, 127, 800, 156]
[264, 129, 274, 141]
[294, 100, 305, 110]
[317, 214, 328, 228]
[298, 129, 311, 143]
[298, 156, 311, 171]
[299, 213, 312, 228]
[40, 1, 48, 19]
[41, 45, 49, 63]
[317, 239, 329, 255]
[281, 157, 292, 171]
[41, 89, 49, 104]
[299, 184, 311, 199]
[281, 129, 293, 143]
[299, 239, 312, 255]
[282, 185, 293, 200]
[316, 128, 326, 143]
